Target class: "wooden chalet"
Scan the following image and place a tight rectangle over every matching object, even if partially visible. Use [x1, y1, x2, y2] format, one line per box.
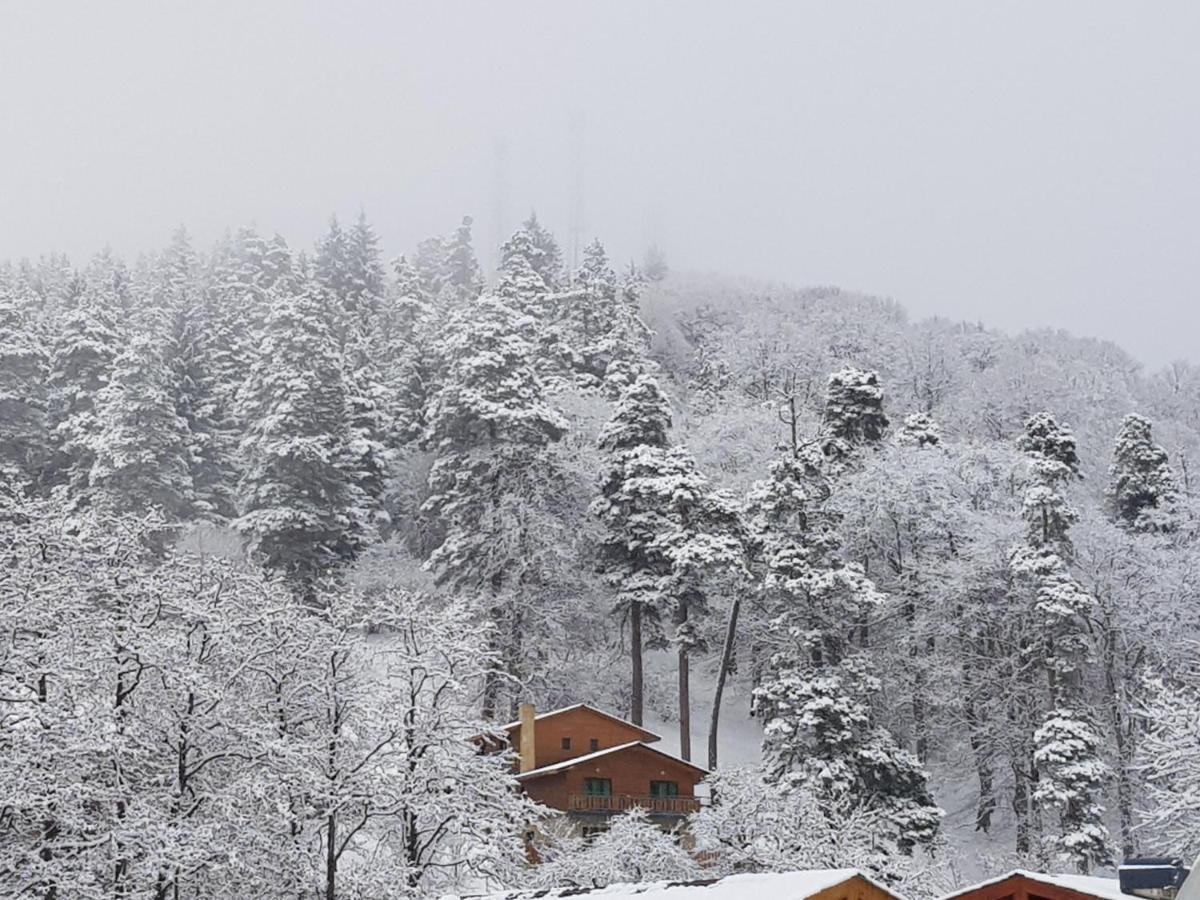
[940, 871, 1133, 900]
[492, 703, 708, 828]
[454, 867, 906, 899]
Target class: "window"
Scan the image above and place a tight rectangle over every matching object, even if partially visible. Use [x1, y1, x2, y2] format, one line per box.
[650, 780, 679, 798]
[584, 778, 612, 797]
[589, 738, 599, 751]
[561, 737, 571, 750]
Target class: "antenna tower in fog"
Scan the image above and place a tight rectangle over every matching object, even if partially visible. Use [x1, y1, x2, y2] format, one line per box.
[567, 111, 585, 273]
[491, 136, 509, 277]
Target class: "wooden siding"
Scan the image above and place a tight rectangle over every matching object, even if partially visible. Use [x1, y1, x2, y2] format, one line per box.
[520, 743, 703, 814]
[946, 874, 1123, 900]
[809, 874, 905, 900]
[507, 706, 656, 769]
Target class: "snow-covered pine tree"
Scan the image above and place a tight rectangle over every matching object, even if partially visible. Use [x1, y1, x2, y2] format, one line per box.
[421, 294, 567, 717]
[89, 324, 195, 523]
[821, 367, 889, 469]
[520, 211, 564, 290]
[157, 229, 242, 521]
[496, 225, 551, 323]
[44, 266, 123, 503]
[235, 262, 357, 598]
[316, 213, 393, 553]
[553, 238, 654, 391]
[1107, 413, 1178, 532]
[0, 264, 50, 486]
[440, 214, 484, 307]
[1011, 411, 1110, 871]
[893, 411, 942, 448]
[592, 375, 674, 725]
[749, 450, 942, 852]
[592, 373, 744, 751]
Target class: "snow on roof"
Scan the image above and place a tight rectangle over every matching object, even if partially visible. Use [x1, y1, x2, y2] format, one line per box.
[939, 870, 1128, 900]
[499, 703, 661, 742]
[514, 741, 709, 782]
[451, 868, 885, 899]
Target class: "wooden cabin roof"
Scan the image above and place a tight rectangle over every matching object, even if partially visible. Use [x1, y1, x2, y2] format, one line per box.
[499, 703, 661, 743]
[939, 871, 1128, 900]
[453, 868, 904, 899]
[514, 740, 709, 783]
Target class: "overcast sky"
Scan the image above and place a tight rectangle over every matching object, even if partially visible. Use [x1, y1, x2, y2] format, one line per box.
[2, 2, 1197, 366]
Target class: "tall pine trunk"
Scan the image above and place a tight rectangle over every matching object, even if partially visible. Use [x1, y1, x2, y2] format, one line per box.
[630, 603, 644, 726]
[708, 597, 740, 769]
[677, 599, 691, 762]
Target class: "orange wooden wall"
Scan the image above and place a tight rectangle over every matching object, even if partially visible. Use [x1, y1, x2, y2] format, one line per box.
[520, 744, 703, 809]
[507, 707, 655, 769]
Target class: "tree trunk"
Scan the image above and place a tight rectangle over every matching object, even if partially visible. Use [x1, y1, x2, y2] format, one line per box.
[1103, 622, 1137, 858]
[678, 641, 691, 762]
[1012, 751, 1030, 855]
[963, 685, 995, 832]
[708, 597, 740, 769]
[326, 811, 337, 900]
[677, 599, 691, 762]
[630, 603, 643, 726]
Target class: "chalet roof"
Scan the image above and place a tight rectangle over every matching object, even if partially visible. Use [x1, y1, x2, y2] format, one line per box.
[499, 703, 661, 743]
[939, 871, 1128, 900]
[514, 740, 709, 782]
[451, 868, 899, 899]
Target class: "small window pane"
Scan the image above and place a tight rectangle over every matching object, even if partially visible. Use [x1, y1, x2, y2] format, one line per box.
[650, 780, 678, 798]
[561, 737, 571, 750]
[585, 778, 612, 797]
[589, 738, 599, 751]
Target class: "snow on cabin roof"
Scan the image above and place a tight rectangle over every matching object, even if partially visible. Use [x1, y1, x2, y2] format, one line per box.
[514, 741, 709, 782]
[499, 703, 661, 742]
[939, 870, 1129, 900]
[450, 868, 889, 899]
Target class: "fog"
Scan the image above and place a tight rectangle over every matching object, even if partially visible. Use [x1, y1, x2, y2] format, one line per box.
[2, 1, 1197, 365]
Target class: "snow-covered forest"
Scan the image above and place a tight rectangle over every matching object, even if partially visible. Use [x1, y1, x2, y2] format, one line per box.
[3, 212, 1200, 898]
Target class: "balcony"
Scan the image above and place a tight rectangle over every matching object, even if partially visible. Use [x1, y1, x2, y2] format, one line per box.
[567, 793, 701, 815]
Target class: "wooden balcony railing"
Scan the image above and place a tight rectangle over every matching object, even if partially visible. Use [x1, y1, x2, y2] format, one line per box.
[567, 794, 701, 815]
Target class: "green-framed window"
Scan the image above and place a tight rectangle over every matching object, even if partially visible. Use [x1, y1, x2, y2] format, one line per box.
[650, 780, 678, 798]
[584, 778, 612, 797]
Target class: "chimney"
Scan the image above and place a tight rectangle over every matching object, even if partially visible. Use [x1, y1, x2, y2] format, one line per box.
[518, 703, 536, 773]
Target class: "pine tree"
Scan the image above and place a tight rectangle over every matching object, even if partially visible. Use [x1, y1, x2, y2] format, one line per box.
[235, 265, 356, 596]
[440, 215, 484, 306]
[821, 368, 889, 467]
[316, 214, 392, 551]
[1011, 411, 1109, 870]
[90, 325, 195, 522]
[1107, 413, 1178, 532]
[421, 294, 567, 716]
[496, 225, 550, 322]
[894, 411, 942, 448]
[45, 267, 123, 502]
[593, 375, 676, 726]
[555, 238, 653, 389]
[375, 255, 432, 445]
[593, 375, 743, 751]
[0, 264, 49, 485]
[160, 229, 241, 521]
[749, 450, 942, 851]
[520, 211, 564, 290]
[1032, 710, 1112, 872]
